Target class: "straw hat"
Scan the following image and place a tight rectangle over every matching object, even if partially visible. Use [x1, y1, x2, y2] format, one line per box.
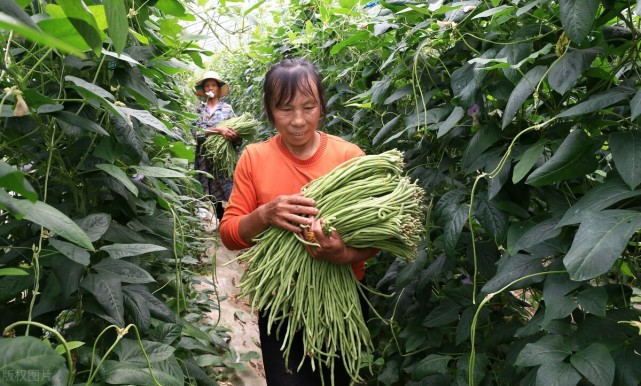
[193, 70, 230, 98]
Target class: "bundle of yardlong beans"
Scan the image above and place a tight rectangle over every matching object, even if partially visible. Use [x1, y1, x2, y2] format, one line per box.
[236, 149, 425, 385]
[202, 112, 259, 178]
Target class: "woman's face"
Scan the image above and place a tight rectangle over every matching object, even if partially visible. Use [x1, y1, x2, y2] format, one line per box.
[272, 86, 321, 150]
[202, 79, 219, 97]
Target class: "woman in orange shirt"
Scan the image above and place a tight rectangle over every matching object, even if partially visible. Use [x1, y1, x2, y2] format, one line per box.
[219, 57, 377, 385]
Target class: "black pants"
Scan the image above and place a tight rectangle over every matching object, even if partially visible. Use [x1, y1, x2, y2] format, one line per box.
[258, 280, 369, 386]
[214, 201, 224, 221]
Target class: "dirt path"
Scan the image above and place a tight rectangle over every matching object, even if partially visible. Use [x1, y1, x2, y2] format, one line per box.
[197, 221, 266, 386]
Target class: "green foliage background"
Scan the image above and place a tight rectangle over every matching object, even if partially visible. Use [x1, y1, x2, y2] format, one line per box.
[2, 0, 641, 385]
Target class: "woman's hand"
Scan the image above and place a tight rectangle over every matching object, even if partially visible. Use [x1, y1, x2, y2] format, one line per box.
[261, 193, 319, 233]
[303, 216, 350, 264]
[206, 126, 238, 140]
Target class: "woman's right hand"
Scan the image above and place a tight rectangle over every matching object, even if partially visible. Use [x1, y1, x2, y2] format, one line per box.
[260, 193, 318, 233]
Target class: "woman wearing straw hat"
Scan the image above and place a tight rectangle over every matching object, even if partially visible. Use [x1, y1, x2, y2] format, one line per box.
[192, 70, 238, 223]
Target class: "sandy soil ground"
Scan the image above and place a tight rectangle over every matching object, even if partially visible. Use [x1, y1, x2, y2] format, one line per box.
[197, 218, 266, 386]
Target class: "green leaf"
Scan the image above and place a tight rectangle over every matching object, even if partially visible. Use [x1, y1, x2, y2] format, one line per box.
[0, 0, 39, 29]
[373, 115, 400, 146]
[437, 106, 464, 138]
[558, 87, 631, 118]
[564, 210, 641, 280]
[548, 48, 601, 95]
[461, 125, 502, 171]
[53, 341, 84, 355]
[558, 176, 641, 226]
[0, 161, 37, 201]
[123, 285, 176, 323]
[513, 140, 545, 183]
[131, 166, 186, 178]
[514, 334, 571, 366]
[330, 30, 368, 55]
[371, 76, 392, 104]
[472, 5, 513, 19]
[536, 361, 582, 386]
[103, 0, 128, 54]
[526, 129, 599, 187]
[102, 361, 182, 386]
[559, 0, 599, 43]
[613, 347, 641, 386]
[10, 199, 94, 251]
[124, 289, 151, 330]
[570, 343, 615, 386]
[508, 217, 562, 255]
[444, 204, 468, 256]
[96, 164, 139, 196]
[93, 258, 155, 283]
[65, 75, 114, 100]
[474, 195, 508, 242]
[75, 213, 111, 242]
[56, 0, 103, 54]
[113, 67, 158, 107]
[155, 0, 186, 17]
[119, 107, 181, 140]
[114, 339, 175, 364]
[482, 253, 544, 293]
[100, 244, 167, 259]
[423, 299, 461, 327]
[383, 85, 412, 105]
[502, 65, 547, 129]
[576, 286, 607, 316]
[0, 336, 65, 386]
[1, 14, 86, 58]
[451, 62, 486, 108]
[632, 87, 641, 121]
[542, 294, 576, 327]
[37, 16, 91, 52]
[412, 354, 452, 379]
[0, 268, 28, 276]
[53, 110, 109, 136]
[81, 273, 124, 326]
[50, 239, 90, 266]
[113, 117, 144, 162]
[610, 131, 641, 189]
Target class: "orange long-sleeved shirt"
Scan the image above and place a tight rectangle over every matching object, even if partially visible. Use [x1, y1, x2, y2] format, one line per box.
[219, 131, 369, 280]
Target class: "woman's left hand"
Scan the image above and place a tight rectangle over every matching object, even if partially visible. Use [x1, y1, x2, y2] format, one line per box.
[303, 217, 350, 264]
[207, 126, 238, 140]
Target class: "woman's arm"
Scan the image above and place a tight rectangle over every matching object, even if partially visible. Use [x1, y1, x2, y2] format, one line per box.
[303, 217, 378, 265]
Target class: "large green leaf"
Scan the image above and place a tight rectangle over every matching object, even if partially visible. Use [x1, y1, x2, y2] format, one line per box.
[612, 347, 641, 386]
[81, 272, 124, 326]
[0, 12, 86, 57]
[558, 176, 641, 226]
[75, 213, 111, 242]
[96, 164, 139, 196]
[423, 299, 461, 327]
[570, 343, 615, 386]
[473, 195, 508, 243]
[54, 110, 109, 136]
[56, 0, 103, 54]
[119, 107, 181, 140]
[548, 48, 601, 95]
[49, 239, 90, 266]
[0, 161, 37, 201]
[631, 88, 641, 121]
[462, 126, 503, 171]
[559, 0, 599, 43]
[114, 339, 175, 364]
[93, 258, 155, 283]
[563, 210, 641, 280]
[100, 244, 167, 259]
[101, 360, 183, 386]
[372, 115, 400, 146]
[113, 117, 144, 162]
[103, 0, 128, 54]
[512, 140, 545, 183]
[123, 285, 177, 323]
[557, 87, 632, 118]
[576, 286, 607, 317]
[502, 66, 547, 129]
[124, 289, 151, 330]
[0, 336, 66, 386]
[514, 335, 571, 366]
[536, 361, 582, 386]
[0, 0, 39, 29]
[507, 217, 562, 255]
[482, 253, 544, 293]
[330, 30, 368, 55]
[526, 129, 599, 187]
[609, 131, 641, 189]
[131, 166, 186, 178]
[437, 106, 464, 138]
[9, 199, 94, 251]
[412, 354, 452, 379]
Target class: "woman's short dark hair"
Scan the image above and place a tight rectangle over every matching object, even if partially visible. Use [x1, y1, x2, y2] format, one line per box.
[263, 57, 326, 125]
